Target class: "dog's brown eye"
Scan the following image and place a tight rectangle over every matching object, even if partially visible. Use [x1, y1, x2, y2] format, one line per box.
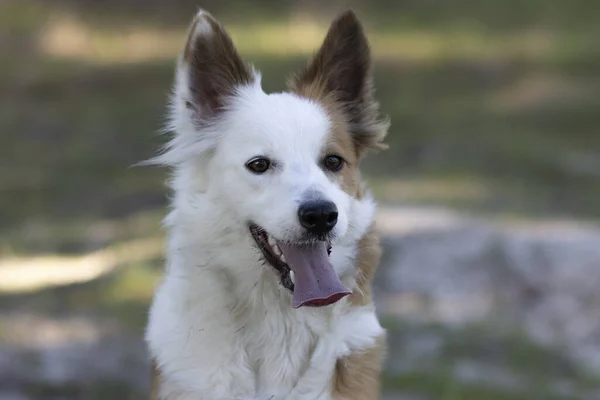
[246, 157, 271, 174]
[323, 155, 344, 172]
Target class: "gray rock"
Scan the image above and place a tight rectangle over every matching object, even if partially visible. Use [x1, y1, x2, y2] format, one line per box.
[374, 207, 600, 372]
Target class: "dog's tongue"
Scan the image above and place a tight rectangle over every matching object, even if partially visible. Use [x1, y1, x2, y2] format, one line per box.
[277, 241, 350, 308]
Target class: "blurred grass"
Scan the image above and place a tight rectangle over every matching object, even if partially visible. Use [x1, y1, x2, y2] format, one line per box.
[382, 320, 600, 399]
[20, 381, 147, 400]
[1, 0, 600, 398]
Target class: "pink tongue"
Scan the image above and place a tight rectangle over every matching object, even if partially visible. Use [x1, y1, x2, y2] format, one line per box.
[277, 241, 351, 308]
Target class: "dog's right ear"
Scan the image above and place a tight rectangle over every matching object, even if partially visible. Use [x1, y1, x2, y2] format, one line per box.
[145, 10, 259, 166]
[171, 10, 258, 131]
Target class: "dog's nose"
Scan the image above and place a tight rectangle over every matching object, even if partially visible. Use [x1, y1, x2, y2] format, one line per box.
[298, 200, 338, 235]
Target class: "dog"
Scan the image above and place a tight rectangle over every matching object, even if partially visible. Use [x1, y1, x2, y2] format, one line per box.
[145, 8, 390, 400]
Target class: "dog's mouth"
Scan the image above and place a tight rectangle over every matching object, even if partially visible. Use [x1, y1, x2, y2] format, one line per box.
[249, 224, 351, 308]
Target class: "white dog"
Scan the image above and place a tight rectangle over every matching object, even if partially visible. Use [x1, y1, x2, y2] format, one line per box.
[145, 8, 390, 400]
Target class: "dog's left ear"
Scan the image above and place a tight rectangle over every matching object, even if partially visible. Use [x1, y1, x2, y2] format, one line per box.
[289, 10, 389, 156]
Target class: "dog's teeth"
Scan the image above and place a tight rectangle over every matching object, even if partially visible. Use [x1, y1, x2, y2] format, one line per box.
[268, 236, 276, 247]
[280, 254, 286, 263]
[289, 270, 295, 284]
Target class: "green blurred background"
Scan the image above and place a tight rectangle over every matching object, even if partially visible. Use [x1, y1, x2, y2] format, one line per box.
[1, 0, 599, 399]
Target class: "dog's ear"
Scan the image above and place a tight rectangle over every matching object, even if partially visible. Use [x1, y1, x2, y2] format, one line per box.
[147, 10, 259, 166]
[289, 10, 388, 155]
[172, 10, 257, 128]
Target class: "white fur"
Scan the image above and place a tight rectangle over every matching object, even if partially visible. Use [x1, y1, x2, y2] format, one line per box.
[146, 21, 383, 399]
[192, 10, 214, 37]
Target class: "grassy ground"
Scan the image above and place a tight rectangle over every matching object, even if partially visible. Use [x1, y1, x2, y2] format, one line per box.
[1, 0, 600, 398]
[382, 319, 600, 400]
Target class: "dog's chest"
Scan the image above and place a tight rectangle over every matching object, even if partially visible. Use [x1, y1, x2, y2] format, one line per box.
[238, 298, 331, 392]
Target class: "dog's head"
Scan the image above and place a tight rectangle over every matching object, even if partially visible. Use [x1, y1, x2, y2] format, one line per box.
[157, 10, 388, 307]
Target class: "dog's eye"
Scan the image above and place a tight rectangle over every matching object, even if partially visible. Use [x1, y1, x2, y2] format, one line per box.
[246, 157, 271, 174]
[323, 155, 344, 172]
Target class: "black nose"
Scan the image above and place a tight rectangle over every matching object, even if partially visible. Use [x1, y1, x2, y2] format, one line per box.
[298, 200, 338, 235]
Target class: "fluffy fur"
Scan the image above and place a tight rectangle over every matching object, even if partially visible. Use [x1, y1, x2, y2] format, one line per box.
[146, 9, 389, 400]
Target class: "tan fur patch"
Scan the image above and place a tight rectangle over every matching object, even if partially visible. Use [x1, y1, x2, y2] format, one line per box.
[331, 226, 386, 398]
[321, 96, 362, 197]
[149, 360, 161, 400]
[349, 225, 383, 306]
[332, 334, 387, 400]
[331, 225, 386, 398]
